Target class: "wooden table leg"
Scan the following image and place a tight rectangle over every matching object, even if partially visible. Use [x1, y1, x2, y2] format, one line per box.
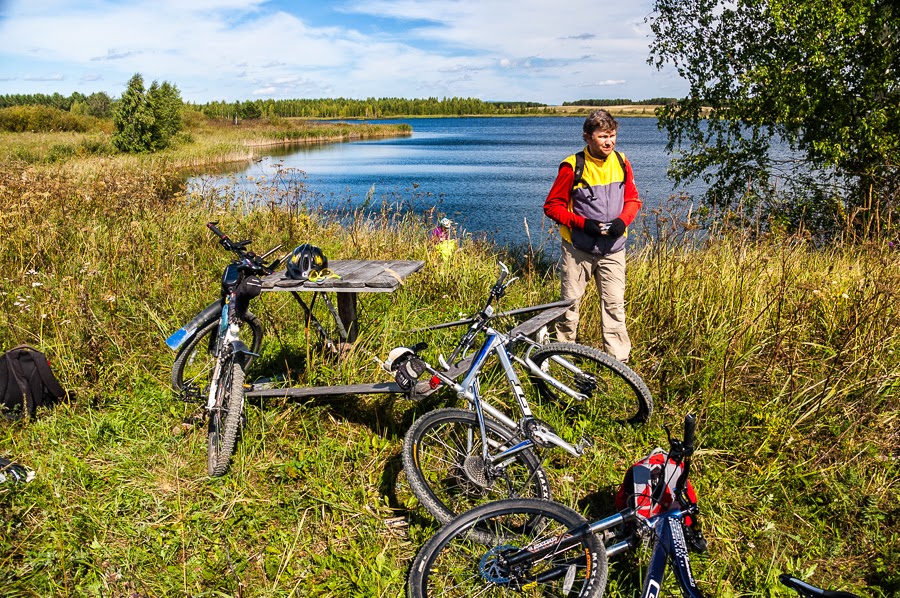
[337, 293, 358, 342]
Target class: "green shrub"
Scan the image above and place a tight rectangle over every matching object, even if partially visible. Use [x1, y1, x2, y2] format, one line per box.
[0, 105, 99, 133]
[112, 73, 184, 153]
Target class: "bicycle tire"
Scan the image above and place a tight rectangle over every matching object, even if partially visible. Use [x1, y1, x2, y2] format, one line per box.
[402, 408, 552, 526]
[408, 497, 607, 598]
[529, 343, 653, 425]
[207, 353, 245, 477]
[171, 312, 262, 392]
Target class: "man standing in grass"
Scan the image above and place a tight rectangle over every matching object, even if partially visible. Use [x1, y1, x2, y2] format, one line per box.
[543, 109, 642, 362]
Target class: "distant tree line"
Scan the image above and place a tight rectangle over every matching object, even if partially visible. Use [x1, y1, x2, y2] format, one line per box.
[0, 92, 114, 118]
[192, 97, 551, 120]
[562, 98, 678, 106]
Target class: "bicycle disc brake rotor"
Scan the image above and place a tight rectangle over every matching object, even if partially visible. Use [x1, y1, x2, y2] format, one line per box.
[479, 545, 517, 585]
[460, 455, 491, 488]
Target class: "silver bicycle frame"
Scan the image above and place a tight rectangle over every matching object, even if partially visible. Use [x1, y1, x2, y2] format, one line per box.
[428, 325, 587, 461]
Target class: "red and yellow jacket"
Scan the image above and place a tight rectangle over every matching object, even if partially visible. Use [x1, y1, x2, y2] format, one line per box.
[543, 147, 641, 254]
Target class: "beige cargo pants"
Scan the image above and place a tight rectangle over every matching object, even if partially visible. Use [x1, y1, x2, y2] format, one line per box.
[555, 241, 631, 362]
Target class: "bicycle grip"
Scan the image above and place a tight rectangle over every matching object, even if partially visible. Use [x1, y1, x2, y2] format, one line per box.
[683, 413, 696, 453]
[207, 221, 227, 240]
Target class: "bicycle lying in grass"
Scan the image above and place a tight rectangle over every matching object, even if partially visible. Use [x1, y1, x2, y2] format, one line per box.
[407, 413, 702, 597]
[407, 412, 867, 597]
[387, 262, 653, 526]
[165, 222, 283, 476]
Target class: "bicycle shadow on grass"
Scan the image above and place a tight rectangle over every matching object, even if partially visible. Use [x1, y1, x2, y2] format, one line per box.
[247, 371, 454, 513]
[308, 389, 452, 513]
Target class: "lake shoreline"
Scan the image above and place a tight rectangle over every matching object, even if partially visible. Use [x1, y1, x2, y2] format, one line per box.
[307, 105, 664, 121]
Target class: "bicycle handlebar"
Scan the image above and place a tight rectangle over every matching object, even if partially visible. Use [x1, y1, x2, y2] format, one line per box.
[682, 413, 696, 455]
[207, 221, 241, 252]
[444, 262, 519, 365]
[672, 413, 696, 505]
[779, 574, 861, 598]
[206, 221, 278, 275]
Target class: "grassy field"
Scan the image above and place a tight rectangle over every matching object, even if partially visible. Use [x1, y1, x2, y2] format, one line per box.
[0, 130, 898, 597]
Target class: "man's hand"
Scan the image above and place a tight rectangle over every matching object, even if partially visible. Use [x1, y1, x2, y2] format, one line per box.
[584, 219, 607, 237]
[606, 218, 626, 238]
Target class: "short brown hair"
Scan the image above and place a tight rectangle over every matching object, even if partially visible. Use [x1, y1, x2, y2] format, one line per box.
[582, 109, 618, 135]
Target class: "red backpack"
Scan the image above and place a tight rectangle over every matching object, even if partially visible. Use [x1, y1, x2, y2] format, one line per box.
[615, 449, 698, 524]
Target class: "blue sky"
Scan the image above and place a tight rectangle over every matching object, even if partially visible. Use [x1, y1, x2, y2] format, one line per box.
[0, 0, 689, 105]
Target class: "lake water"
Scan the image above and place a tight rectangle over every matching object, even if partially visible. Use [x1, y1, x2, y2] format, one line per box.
[190, 116, 694, 248]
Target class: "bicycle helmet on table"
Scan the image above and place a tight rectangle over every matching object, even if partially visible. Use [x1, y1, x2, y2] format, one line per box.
[286, 244, 328, 281]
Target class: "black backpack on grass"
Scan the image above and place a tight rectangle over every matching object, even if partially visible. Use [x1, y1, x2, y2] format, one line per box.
[1, 345, 67, 420]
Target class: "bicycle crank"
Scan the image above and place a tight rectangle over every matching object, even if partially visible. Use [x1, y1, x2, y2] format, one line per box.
[520, 416, 560, 449]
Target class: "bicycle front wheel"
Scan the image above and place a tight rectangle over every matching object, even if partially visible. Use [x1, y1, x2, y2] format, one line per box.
[529, 343, 653, 425]
[408, 498, 607, 598]
[171, 312, 262, 393]
[207, 353, 246, 477]
[403, 408, 552, 525]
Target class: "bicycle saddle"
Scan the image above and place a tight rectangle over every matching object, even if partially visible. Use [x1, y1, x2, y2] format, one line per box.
[779, 574, 860, 598]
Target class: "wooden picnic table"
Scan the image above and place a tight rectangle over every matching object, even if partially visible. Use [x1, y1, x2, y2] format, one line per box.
[259, 259, 425, 343]
[246, 259, 424, 400]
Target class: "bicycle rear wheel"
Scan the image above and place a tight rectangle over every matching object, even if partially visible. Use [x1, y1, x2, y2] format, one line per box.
[171, 312, 262, 393]
[529, 343, 652, 425]
[408, 498, 607, 598]
[402, 408, 552, 525]
[207, 353, 246, 477]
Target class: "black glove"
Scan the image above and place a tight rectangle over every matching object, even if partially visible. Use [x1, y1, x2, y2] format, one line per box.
[583, 219, 606, 237]
[606, 218, 626, 238]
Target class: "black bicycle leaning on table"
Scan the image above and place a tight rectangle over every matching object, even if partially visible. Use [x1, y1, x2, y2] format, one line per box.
[388, 262, 653, 527]
[165, 222, 283, 476]
[407, 414, 702, 597]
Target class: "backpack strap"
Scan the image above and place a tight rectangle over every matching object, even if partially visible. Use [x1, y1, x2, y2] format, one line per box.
[572, 151, 586, 190]
[4, 350, 32, 418]
[571, 150, 629, 192]
[29, 351, 66, 399]
[614, 150, 629, 189]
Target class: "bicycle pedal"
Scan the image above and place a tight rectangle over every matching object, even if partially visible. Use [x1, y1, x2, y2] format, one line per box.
[177, 386, 204, 404]
[575, 435, 594, 453]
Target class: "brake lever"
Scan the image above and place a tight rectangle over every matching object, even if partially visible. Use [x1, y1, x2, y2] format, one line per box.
[503, 276, 519, 291]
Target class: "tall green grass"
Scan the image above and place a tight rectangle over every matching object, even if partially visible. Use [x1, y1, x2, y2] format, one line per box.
[0, 154, 897, 596]
[0, 117, 410, 169]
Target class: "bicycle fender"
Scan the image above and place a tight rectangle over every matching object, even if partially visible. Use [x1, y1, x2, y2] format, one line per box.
[185, 298, 225, 330]
[165, 299, 223, 351]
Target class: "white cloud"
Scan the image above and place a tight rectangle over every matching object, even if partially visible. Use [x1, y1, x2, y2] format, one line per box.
[0, 0, 686, 103]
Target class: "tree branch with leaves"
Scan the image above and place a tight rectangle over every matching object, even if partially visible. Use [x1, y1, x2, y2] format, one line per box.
[649, 0, 898, 238]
